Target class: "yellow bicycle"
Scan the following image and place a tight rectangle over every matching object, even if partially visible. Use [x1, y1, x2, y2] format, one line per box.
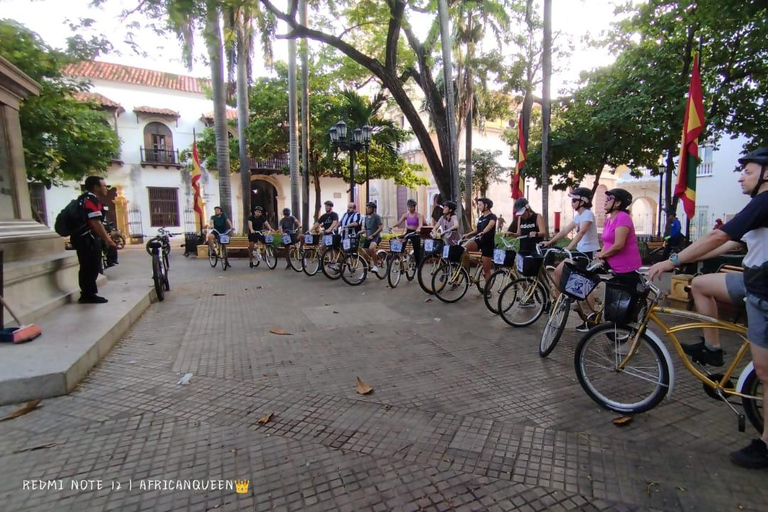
[574, 276, 762, 433]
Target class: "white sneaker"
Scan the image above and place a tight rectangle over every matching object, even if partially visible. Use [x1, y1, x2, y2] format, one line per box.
[371, 265, 380, 273]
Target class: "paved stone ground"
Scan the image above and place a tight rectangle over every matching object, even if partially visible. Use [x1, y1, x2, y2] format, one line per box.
[0, 246, 765, 511]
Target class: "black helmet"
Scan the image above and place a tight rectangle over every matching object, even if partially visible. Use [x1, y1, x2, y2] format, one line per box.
[568, 187, 593, 207]
[605, 188, 633, 211]
[477, 197, 493, 209]
[738, 147, 768, 198]
[283, 208, 291, 215]
[366, 201, 377, 209]
[253, 205, 263, 212]
[406, 199, 417, 207]
[514, 198, 529, 215]
[324, 200, 334, 207]
[443, 200, 457, 213]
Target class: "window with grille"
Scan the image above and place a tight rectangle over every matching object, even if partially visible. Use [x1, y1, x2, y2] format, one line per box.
[148, 187, 179, 227]
[28, 183, 48, 225]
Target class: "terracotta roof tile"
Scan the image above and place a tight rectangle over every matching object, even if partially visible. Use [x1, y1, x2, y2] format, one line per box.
[64, 60, 210, 94]
[73, 91, 124, 111]
[133, 106, 180, 117]
[202, 109, 238, 121]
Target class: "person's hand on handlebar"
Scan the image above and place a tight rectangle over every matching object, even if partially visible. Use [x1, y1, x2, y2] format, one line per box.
[540, 240, 553, 248]
[648, 259, 675, 282]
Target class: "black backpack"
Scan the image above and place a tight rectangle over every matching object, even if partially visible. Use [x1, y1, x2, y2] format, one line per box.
[54, 195, 87, 236]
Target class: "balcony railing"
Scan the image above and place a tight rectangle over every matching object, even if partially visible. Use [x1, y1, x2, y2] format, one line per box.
[697, 161, 713, 177]
[248, 153, 289, 171]
[141, 147, 180, 165]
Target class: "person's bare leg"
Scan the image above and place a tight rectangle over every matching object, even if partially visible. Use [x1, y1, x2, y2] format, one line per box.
[482, 256, 492, 281]
[248, 242, 255, 264]
[690, 273, 731, 349]
[751, 344, 768, 444]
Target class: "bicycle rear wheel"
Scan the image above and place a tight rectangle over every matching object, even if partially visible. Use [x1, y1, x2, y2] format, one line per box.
[405, 252, 417, 281]
[288, 246, 304, 272]
[302, 249, 320, 276]
[221, 245, 229, 271]
[432, 262, 470, 303]
[373, 250, 388, 279]
[484, 269, 511, 315]
[539, 294, 570, 357]
[208, 245, 218, 267]
[574, 324, 669, 414]
[321, 248, 344, 280]
[152, 255, 165, 301]
[497, 277, 547, 327]
[387, 254, 403, 288]
[264, 245, 277, 269]
[742, 368, 764, 434]
[341, 253, 368, 286]
[417, 255, 441, 294]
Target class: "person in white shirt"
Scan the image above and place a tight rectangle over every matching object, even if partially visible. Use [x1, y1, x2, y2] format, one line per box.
[542, 187, 601, 331]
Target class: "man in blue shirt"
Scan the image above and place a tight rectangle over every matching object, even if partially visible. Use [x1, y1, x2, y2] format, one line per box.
[662, 210, 683, 259]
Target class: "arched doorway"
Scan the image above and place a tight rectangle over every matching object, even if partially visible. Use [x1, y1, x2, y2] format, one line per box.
[250, 177, 279, 226]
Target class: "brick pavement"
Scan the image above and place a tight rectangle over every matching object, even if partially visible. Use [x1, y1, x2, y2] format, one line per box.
[0, 248, 764, 511]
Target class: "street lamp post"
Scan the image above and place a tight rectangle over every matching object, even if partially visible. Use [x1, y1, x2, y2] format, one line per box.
[329, 120, 372, 203]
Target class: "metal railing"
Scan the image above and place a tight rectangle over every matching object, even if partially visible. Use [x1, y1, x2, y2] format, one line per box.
[140, 147, 180, 165]
[248, 154, 289, 171]
[697, 161, 713, 177]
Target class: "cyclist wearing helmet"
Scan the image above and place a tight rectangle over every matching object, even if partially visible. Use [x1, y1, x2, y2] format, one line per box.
[650, 147, 768, 469]
[363, 201, 384, 272]
[509, 197, 545, 253]
[279, 208, 301, 269]
[393, 198, 427, 263]
[311, 200, 339, 234]
[544, 186, 602, 330]
[462, 197, 497, 282]
[595, 188, 642, 283]
[248, 205, 273, 268]
[433, 201, 460, 245]
[206, 206, 233, 252]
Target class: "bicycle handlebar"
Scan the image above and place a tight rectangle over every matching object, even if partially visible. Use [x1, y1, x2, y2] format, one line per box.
[210, 228, 233, 235]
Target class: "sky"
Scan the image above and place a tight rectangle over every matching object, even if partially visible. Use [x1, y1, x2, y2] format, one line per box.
[2, 0, 624, 93]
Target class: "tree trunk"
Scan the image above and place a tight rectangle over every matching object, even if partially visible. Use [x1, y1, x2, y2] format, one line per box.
[540, 0, 552, 236]
[464, 14, 473, 229]
[288, 34, 300, 216]
[236, 9, 251, 234]
[312, 166, 321, 221]
[205, 2, 232, 220]
[438, 0, 461, 224]
[299, 0, 310, 229]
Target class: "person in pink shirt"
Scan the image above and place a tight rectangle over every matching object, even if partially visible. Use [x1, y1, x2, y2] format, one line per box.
[596, 188, 642, 284]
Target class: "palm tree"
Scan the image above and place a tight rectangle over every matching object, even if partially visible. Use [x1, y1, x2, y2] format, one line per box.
[437, 0, 461, 221]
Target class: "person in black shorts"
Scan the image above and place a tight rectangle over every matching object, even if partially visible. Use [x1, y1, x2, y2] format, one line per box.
[311, 200, 339, 234]
[279, 208, 301, 269]
[462, 197, 497, 284]
[248, 206, 273, 268]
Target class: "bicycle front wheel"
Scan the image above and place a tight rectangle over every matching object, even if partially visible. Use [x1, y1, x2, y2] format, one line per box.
[288, 246, 303, 272]
[405, 252, 417, 281]
[417, 255, 441, 295]
[484, 269, 511, 315]
[321, 249, 343, 280]
[742, 368, 764, 434]
[152, 255, 165, 301]
[302, 249, 320, 276]
[209, 245, 218, 267]
[574, 324, 670, 414]
[373, 250, 388, 280]
[341, 253, 367, 286]
[539, 294, 570, 357]
[432, 262, 470, 303]
[387, 254, 403, 288]
[264, 245, 277, 269]
[497, 277, 547, 327]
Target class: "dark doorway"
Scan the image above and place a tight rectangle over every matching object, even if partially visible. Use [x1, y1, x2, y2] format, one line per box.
[251, 179, 278, 227]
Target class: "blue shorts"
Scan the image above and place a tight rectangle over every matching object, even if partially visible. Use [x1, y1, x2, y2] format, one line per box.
[725, 273, 768, 349]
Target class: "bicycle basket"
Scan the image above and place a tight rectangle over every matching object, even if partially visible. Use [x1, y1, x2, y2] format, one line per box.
[323, 234, 341, 248]
[559, 261, 600, 300]
[264, 234, 274, 244]
[219, 234, 230, 244]
[516, 252, 544, 277]
[304, 233, 321, 245]
[604, 280, 651, 324]
[282, 233, 294, 246]
[442, 244, 465, 263]
[390, 239, 405, 254]
[342, 236, 359, 252]
[493, 248, 516, 267]
[423, 238, 444, 255]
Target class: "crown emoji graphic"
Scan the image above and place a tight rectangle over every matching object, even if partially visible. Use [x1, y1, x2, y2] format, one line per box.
[235, 480, 249, 494]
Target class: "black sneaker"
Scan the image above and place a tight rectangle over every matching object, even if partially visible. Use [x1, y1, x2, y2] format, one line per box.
[79, 295, 108, 304]
[575, 322, 590, 333]
[730, 439, 768, 469]
[682, 339, 724, 367]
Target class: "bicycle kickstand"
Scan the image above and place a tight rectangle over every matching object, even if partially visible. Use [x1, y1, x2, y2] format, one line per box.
[715, 388, 746, 432]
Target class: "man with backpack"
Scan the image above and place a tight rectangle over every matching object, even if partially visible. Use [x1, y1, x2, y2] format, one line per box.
[66, 176, 116, 304]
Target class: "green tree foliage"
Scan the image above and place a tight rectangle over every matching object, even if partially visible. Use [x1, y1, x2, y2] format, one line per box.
[459, 149, 507, 198]
[0, 20, 119, 186]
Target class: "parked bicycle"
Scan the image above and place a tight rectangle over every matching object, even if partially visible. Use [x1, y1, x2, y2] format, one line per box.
[145, 228, 178, 301]
[574, 273, 762, 434]
[208, 228, 233, 271]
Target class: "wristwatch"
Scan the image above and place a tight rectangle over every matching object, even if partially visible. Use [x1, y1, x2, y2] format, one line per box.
[669, 253, 681, 268]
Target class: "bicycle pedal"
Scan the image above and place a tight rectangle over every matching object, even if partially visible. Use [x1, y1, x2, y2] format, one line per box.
[738, 414, 746, 432]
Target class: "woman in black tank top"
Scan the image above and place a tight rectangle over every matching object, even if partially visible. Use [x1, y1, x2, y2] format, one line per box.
[508, 198, 545, 253]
